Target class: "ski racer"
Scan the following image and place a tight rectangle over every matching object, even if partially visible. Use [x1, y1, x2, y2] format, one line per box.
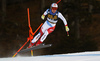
[28, 3, 69, 48]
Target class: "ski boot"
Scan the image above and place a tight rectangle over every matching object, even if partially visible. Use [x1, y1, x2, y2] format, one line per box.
[28, 43, 35, 48]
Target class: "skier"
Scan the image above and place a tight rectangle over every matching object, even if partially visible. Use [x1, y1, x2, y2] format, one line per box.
[28, 3, 69, 48]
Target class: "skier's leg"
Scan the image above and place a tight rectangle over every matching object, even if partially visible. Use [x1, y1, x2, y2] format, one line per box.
[31, 32, 41, 43]
[28, 32, 40, 48]
[35, 26, 55, 46]
[28, 22, 48, 48]
[28, 30, 44, 48]
[31, 21, 49, 44]
[35, 30, 49, 46]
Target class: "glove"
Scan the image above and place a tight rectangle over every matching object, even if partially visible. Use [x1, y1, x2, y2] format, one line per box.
[41, 14, 45, 20]
[65, 25, 69, 32]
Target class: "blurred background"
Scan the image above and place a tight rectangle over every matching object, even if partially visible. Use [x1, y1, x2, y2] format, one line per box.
[0, 0, 100, 57]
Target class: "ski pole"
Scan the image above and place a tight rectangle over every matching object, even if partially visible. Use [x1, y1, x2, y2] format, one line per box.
[56, 0, 61, 4]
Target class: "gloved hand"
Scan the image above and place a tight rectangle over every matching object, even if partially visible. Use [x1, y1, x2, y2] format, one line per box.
[65, 25, 69, 32]
[41, 14, 45, 20]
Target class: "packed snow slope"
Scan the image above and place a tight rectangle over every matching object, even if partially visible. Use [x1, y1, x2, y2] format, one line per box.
[0, 51, 100, 61]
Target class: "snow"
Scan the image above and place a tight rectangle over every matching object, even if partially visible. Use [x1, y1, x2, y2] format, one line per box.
[0, 51, 100, 61]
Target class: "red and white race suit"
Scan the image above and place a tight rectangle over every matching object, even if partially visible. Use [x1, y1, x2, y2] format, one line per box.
[31, 9, 68, 46]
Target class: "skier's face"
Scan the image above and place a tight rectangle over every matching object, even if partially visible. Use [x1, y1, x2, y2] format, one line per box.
[52, 9, 57, 13]
[51, 7, 57, 13]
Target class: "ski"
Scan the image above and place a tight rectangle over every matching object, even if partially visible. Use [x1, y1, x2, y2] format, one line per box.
[18, 44, 52, 53]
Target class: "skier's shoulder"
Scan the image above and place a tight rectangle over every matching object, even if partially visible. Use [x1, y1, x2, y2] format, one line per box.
[57, 11, 60, 14]
[57, 11, 64, 18]
[57, 11, 61, 15]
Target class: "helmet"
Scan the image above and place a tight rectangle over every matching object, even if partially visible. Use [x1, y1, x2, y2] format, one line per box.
[51, 3, 58, 10]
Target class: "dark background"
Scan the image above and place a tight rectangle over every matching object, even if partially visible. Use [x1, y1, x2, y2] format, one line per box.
[0, 0, 100, 57]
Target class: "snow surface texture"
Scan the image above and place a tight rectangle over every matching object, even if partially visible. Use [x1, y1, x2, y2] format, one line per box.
[0, 51, 100, 61]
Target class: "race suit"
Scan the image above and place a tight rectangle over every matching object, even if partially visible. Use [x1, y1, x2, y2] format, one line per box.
[31, 9, 68, 46]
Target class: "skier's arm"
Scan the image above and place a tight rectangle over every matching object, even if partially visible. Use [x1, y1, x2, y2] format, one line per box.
[58, 12, 69, 32]
[41, 9, 49, 20]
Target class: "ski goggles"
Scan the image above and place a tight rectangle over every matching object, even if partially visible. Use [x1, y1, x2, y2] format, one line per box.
[52, 7, 58, 10]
